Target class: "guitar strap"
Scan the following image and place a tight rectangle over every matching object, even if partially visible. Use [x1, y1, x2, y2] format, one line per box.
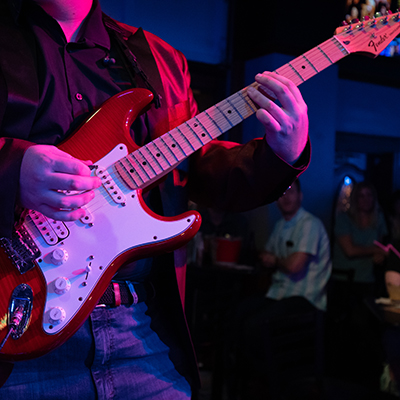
[102, 15, 170, 142]
[102, 14, 162, 109]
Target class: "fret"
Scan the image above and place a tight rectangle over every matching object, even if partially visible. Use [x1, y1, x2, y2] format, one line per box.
[195, 113, 222, 140]
[217, 97, 244, 126]
[233, 90, 257, 119]
[170, 127, 195, 155]
[161, 132, 187, 161]
[122, 155, 148, 183]
[115, 157, 143, 188]
[204, 106, 230, 137]
[275, 64, 302, 85]
[287, 58, 318, 82]
[144, 141, 171, 171]
[113, 161, 136, 188]
[130, 149, 159, 177]
[113, 19, 376, 192]
[302, 48, 327, 73]
[175, 125, 203, 152]
[288, 63, 305, 85]
[300, 55, 319, 74]
[153, 137, 177, 165]
[186, 116, 213, 145]
[329, 37, 349, 62]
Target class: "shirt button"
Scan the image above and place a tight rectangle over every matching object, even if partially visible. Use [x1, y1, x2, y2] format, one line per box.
[75, 93, 83, 101]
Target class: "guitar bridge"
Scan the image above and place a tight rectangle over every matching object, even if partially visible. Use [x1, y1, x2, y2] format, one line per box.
[0, 225, 41, 274]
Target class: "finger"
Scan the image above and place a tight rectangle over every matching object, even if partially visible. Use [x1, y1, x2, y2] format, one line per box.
[51, 157, 94, 177]
[46, 147, 96, 172]
[37, 204, 87, 222]
[247, 86, 287, 127]
[255, 107, 281, 132]
[255, 72, 304, 113]
[256, 72, 300, 100]
[41, 190, 96, 212]
[45, 172, 102, 192]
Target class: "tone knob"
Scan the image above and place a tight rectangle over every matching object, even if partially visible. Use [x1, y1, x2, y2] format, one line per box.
[49, 307, 66, 325]
[51, 248, 69, 265]
[54, 277, 71, 295]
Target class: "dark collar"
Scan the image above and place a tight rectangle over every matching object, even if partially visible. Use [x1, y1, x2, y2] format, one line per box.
[76, 0, 110, 49]
[7, 0, 110, 49]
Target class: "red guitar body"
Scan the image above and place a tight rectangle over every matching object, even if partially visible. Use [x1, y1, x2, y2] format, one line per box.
[0, 88, 201, 361]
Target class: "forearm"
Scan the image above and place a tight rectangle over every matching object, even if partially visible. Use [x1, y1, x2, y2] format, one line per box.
[341, 243, 375, 258]
[188, 136, 310, 212]
[262, 251, 310, 275]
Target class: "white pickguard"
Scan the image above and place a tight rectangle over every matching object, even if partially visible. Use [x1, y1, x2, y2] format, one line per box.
[23, 145, 197, 335]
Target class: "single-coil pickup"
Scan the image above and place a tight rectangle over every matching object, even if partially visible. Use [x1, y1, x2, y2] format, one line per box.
[47, 219, 69, 239]
[79, 207, 94, 224]
[28, 210, 69, 245]
[96, 166, 126, 205]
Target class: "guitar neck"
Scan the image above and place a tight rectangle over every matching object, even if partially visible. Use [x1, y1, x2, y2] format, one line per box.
[114, 36, 348, 190]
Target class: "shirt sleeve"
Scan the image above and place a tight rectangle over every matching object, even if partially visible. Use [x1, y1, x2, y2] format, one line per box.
[188, 137, 311, 212]
[293, 216, 321, 256]
[0, 137, 35, 238]
[265, 224, 279, 253]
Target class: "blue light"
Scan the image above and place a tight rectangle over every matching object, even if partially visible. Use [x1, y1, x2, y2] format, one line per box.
[344, 176, 352, 186]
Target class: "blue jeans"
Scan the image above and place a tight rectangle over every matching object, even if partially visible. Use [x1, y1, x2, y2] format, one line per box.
[0, 302, 191, 399]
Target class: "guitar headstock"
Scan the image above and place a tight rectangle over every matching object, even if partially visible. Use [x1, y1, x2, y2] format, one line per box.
[334, 12, 400, 57]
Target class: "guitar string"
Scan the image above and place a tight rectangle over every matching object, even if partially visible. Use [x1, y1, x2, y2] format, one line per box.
[42, 19, 400, 239]
[65, 40, 344, 220]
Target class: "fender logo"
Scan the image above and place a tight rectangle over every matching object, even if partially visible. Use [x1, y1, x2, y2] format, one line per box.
[368, 34, 389, 52]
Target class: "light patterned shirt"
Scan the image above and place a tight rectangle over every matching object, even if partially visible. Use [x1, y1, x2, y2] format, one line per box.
[266, 207, 332, 310]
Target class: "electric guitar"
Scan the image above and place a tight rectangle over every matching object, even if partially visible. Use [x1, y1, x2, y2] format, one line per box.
[1, 13, 400, 362]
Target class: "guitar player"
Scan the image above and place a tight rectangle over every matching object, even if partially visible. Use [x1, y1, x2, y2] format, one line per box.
[0, 0, 310, 398]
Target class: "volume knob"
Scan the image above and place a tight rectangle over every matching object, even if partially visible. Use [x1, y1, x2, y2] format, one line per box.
[48, 307, 66, 325]
[51, 248, 69, 265]
[54, 277, 71, 295]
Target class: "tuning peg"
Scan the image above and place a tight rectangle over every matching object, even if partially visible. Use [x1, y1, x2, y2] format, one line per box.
[341, 20, 349, 26]
[363, 15, 370, 21]
[374, 12, 382, 17]
[351, 18, 360, 23]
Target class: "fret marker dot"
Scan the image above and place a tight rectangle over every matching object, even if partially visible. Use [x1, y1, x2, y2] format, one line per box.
[156, 153, 160, 157]
[142, 161, 147, 166]
[172, 144, 176, 148]
[227, 110, 232, 114]
[130, 169, 134, 173]
[302, 65, 306, 69]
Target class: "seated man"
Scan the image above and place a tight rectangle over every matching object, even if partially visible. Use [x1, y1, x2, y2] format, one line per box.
[260, 178, 332, 310]
[222, 180, 331, 398]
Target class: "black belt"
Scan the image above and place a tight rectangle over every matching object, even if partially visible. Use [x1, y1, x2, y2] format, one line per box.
[97, 281, 147, 307]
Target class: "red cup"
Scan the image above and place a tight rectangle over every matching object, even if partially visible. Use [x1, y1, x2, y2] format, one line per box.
[215, 237, 242, 264]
